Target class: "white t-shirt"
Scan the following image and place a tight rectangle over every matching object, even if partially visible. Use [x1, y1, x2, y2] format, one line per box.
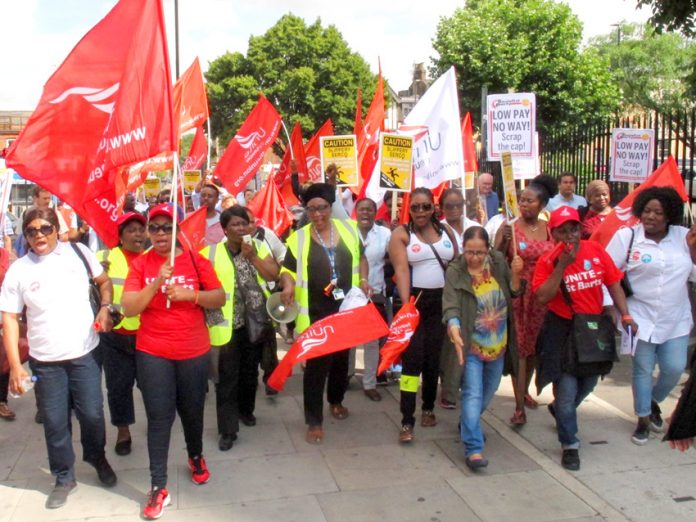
[406, 228, 455, 289]
[606, 224, 696, 344]
[0, 242, 104, 361]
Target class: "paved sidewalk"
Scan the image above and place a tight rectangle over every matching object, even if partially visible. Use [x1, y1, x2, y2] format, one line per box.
[1, 350, 695, 522]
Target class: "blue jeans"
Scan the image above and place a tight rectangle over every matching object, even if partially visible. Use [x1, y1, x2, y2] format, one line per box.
[136, 351, 209, 488]
[632, 335, 688, 417]
[29, 350, 106, 485]
[554, 372, 599, 449]
[459, 353, 504, 456]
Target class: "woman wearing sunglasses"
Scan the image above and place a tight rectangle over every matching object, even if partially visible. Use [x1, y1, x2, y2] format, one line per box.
[389, 187, 458, 443]
[443, 226, 523, 468]
[121, 203, 224, 520]
[0, 208, 116, 509]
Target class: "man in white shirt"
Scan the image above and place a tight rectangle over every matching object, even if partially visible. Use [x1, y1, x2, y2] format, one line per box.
[546, 173, 587, 211]
[200, 184, 225, 246]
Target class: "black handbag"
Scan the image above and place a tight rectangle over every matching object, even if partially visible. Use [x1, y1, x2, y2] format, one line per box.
[619, 227, 635, 298]
[188, 251, 225, 327]
[70, 243, 102, 319]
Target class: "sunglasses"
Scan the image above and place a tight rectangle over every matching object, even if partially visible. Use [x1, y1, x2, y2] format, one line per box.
[25, 224, 55, 238]
[148, 223, 174, 234]
[306, 204, 331, 214]
[410, 203, 433, 213]
[443, 202, 464, 210]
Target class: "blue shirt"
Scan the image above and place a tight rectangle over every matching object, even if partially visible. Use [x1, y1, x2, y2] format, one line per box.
[546, 193, 587, 211]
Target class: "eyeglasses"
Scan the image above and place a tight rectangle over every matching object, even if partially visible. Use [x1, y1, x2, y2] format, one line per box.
[148, 223, 174, 234]
[25, 224, 55, 238]
[410, 203, 433, 213]
[306, 204, 331, 214]
[443, 202, 464, 210]
[463, 250, 488, 257]
[227, 220, 249, 228]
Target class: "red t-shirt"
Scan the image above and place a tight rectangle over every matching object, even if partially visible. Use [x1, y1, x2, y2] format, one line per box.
[532, 240, 622, 320]
[124, 249, 222, 359]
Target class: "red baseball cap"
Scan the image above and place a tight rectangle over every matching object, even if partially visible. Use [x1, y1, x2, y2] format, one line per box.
[548, 206, 581, 230]
[116, 212, 146, 227]
[148, 203, 183, 223]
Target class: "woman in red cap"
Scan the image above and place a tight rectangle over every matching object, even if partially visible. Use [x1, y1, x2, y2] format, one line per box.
[533, 206, 636, 472]
[122, 203, 224, 520]
[95, 212, 146, 456]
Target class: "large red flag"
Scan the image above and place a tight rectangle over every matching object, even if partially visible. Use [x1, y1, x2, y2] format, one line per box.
[357, 71, 384, 168]
[304, 119, 334, 182]
[182, 125, 207, 171]
[267, 303, 389, 391]
[280, 181, 301, 207]
[214, 95, 282, 194]
[462, 112, 478, 176]
[274, 122, 307, 188]
[247, 177, 294, 236]
[378, 297, 420, 375]
[173, 57, 209, 135]
[178, 206, 207, 252]
[5, 0, 175, 248]
[591, 156, 687, 246]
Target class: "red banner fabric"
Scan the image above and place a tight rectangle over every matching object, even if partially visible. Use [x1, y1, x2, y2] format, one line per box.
[378, 297, 420, 375]
[5, 0, 175, 248]
[182, 125, 207, 171]
[247, 177, 294, 236]
[267, 303, 389, 391]
[274, 121, 307, 188]
[303, 119, 334, 182]
[214, 95, 282, 194]
[590, 156, 687, 246]
[178, 206, 207, 252]
[173, 57, 209, 135]
[462, 112, 478, 174]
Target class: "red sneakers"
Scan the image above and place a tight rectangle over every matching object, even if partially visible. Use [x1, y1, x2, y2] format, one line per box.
[188, 455, 210, 485]
[143, 487, 170, 520]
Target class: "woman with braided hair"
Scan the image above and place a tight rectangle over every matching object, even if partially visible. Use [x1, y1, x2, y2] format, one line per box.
[389, 187, 459, 443]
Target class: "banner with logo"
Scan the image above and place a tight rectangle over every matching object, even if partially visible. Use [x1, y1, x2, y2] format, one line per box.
[500, 151, 520, 221]
[512, 132, 540, 180]
[610, 128, 655, 183]
[486, 92, 536, 160]
[304, 119, 334, 182]
[378, 134, 413, 192]
[320, 135, 359, 186]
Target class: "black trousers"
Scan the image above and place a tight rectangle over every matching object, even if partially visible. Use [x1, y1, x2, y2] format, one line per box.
[216, 326, 264, 435]
[99, 331, 137, 427]
[136, 351, 209, 489]
[400, 288, 445, 427]
[303, 350, 349, 426]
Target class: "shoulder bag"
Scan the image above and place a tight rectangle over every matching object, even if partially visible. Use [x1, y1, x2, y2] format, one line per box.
[188, 250, 225, 327]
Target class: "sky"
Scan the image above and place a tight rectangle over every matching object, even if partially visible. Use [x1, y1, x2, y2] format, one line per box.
[2, 0, 651, 111]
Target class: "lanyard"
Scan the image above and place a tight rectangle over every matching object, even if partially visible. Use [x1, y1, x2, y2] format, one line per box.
[314, 224, 337, 283]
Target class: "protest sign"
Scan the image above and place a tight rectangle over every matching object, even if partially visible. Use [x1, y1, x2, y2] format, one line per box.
[320, 135, 359, 186]
[610, 129, 654, 183]
[143, 177, 161, 198]
[378, 134, 413, 192]
[512, 132, 540, 180]
[183, 170, 201, 192]
[487, 93, 536, 160]
[501, 152, 519, 222]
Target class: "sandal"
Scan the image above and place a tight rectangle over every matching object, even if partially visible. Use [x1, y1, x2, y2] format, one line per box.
[524, 394, 539, 409]
[330, 404, 349, 420]
[510, 408, 527, 426]
[306, 425, 324, 444]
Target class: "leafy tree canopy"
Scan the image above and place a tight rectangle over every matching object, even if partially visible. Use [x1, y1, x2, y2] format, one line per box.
[589, 22, 696, 113]
[637, 0, 696, 36]
[206, 14, 378, 146]
[431, 0, 621, 133]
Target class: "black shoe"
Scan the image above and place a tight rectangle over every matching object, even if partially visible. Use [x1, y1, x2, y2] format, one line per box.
[89, 456, 117, 487]
[218, 433, 237, 451]
[265, 384, 279, 396]
[631, 417, 650, 445]
[649, 400, 664, 433]
[35, 410, 43, 424]
[46, 481, 77, 509]
[114, 438, 132, 456]
[465, 455, 489, 470]
[561, 449, 580, 471]
[240, 414, 256, 427]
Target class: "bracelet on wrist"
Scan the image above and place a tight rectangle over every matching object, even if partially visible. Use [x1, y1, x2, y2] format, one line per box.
[621, 314, 633, 322]
[194, 290, 200, 305]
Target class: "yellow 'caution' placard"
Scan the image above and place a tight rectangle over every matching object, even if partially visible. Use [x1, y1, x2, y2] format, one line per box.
[143, 177, 162, 199]
[378, 134, 413, 192]
[320, 135, 359, 187]
[500, 152, 519, 222]
[183, 170, 201, 193]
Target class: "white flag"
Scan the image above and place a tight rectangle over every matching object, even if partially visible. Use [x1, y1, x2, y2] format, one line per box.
[403, 66, 463, 189]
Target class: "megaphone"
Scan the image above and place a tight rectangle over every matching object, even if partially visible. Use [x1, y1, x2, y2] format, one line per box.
[266, 293, 299, 323]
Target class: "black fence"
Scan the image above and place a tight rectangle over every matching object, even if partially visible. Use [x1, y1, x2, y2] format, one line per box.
[477, 109, 696, 212]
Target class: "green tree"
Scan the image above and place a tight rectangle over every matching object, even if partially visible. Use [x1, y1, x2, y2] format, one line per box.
[637, 0, 696, 36]
[431, 0, 621, 133]
[206, 14, 378, 147]
[589, 22, 696, 113]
